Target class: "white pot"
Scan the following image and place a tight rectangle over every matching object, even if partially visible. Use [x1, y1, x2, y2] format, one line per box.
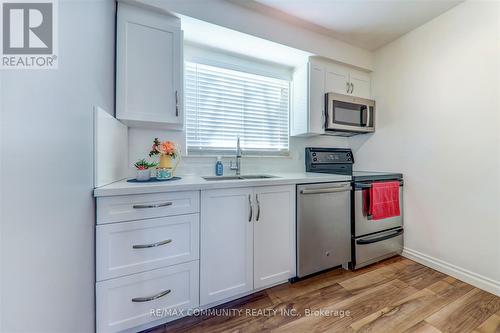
[136, 169, 151, 181]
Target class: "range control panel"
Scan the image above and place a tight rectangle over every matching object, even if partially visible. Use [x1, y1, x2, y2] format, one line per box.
[305, 148, 354, 175]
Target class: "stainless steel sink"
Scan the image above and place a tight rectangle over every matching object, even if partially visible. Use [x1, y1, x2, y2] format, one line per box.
[240, 175, 277, 179]
[203, 175, 277, 181]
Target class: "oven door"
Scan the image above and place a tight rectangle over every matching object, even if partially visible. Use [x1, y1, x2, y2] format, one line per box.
[354, 182, 403, 237]
[326, 93, 375, 133]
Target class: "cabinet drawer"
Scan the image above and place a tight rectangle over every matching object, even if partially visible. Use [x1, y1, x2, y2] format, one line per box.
[97, 191, 199, 224]
[96, 261, 199, 333]
[97, 214, 199, 281]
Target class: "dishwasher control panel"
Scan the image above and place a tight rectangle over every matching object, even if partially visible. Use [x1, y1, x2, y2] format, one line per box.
[305, 148, 354, 175]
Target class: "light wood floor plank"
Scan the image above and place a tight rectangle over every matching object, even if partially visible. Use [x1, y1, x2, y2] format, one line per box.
[471, 313, 500, 333]
[425, 288, 500, 333]
[403, 321, 443, 333]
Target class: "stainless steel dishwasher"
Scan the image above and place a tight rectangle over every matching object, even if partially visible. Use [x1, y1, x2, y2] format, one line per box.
[296, 182, 351, 278]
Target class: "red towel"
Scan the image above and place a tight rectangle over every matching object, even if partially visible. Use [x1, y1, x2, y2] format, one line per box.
[369, 181, 400, 220]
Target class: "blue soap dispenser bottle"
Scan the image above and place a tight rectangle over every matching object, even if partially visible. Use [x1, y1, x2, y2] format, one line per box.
[215, 156, 223, 176]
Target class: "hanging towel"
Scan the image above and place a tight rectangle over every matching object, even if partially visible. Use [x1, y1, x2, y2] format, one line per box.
[369, 181, 400, 220]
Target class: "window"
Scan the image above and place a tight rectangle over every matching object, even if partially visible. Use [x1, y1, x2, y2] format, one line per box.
[185, 62, 290, 155]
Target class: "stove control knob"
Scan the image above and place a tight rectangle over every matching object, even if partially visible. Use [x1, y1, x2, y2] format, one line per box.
[313, 158, 318, 162]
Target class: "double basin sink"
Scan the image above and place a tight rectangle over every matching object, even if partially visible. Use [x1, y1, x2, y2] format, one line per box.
[203, 175, 277, 181]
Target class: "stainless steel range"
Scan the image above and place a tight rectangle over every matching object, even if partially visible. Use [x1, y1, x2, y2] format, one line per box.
[305, 147, 404, 270]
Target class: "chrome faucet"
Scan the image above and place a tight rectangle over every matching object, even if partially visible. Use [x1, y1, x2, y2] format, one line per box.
[230, 136, 242, 175]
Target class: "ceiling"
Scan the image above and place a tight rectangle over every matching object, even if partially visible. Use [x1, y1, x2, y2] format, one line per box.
[240, 0, 462, 51]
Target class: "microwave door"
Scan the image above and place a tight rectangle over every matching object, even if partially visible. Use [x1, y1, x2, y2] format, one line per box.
[330, 101, 367, 130]
[326, 93, 374, 133]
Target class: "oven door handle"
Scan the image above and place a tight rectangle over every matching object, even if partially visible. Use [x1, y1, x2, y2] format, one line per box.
[354, 181, 404, 189]
[356, 229, 404, 245]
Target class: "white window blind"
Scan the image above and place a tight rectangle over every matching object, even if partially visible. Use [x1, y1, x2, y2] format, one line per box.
[185, 62, 290, 155]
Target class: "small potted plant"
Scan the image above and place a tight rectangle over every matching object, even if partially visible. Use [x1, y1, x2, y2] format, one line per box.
[134, 159, 157, 181]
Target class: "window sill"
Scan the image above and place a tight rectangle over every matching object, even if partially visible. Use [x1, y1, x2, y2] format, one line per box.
[182, 154, 292, 160]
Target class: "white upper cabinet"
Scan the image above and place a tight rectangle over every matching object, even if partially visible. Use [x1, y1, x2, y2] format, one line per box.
[325, 63, 350, 95]
[116, 2, 183, 128]
[291, 58, 372, 136]
[348, 69, 371, 99]
[291, 60, 325, 136]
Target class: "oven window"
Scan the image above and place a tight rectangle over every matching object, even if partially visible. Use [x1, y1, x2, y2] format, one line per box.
[332, 101, 368, 127]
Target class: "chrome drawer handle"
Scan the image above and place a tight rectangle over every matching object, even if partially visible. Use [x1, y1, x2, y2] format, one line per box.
[132, 239, 172, 249]
[131, 289, 171, 303]
[133, 202, 172, 209]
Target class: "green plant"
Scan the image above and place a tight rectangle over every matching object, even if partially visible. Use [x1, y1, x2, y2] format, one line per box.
[134, 159, 157, 170]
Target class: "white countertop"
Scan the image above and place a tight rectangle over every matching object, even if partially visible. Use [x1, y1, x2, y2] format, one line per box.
[94, 172, 351, 197]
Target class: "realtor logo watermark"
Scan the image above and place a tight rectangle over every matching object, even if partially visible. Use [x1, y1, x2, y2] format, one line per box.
[1, 0, 58, 69]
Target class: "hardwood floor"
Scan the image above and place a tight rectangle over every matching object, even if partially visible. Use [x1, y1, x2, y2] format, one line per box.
[146, 256, 500, 333]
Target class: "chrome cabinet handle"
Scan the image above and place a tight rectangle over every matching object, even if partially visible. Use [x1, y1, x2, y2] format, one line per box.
[133, 239, 172, 249]
[255, 194, 261, 221]
[346, 82, 350, 93]
[133, 202, 172, 209]
[175, 91, 179, 117]
[350, 82, 354, 94]
[300, 187, 352, 195]
[131, 289, 171, 303]
[248, 195, 253, 222]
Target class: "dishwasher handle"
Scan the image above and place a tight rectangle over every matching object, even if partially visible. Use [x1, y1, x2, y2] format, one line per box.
[300, 186, 352, 195]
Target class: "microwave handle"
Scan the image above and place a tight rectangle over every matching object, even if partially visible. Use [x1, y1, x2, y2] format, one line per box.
[365, 105, 371, 127]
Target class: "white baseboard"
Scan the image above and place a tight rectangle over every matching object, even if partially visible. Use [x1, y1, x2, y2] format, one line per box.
[402, 247, 500, 296]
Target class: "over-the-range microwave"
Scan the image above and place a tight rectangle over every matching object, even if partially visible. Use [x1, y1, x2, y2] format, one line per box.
[324, 92, 375, 136]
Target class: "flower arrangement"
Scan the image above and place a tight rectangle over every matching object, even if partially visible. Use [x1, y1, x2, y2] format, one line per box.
[149, 138, 179, 158]
[134, 159, 157, 170]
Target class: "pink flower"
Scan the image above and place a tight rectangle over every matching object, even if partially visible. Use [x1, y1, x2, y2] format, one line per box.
[157, 141, 176, 156]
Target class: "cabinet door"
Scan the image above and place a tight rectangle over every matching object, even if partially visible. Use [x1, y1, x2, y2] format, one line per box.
[308, 61, 326, 135]
[349, 69, 371, 99]
[253, 185, 296, 289]
[200, 188, 254, 305]
[325, 63, 350, 95]
[116, 3, 182, 127]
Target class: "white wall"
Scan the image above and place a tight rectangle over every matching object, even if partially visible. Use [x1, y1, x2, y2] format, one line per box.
[0, 1, 115, 332]
[351, 1, 500, 294]
[128, 128, 348, 176]
[130, 0, 374, 71]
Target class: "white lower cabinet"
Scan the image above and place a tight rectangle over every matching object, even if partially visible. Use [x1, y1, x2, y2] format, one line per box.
[96, 261, 199, 333]
[200, 185, 296, 306]
[200, 187, 254, 305]
[96, 191, 201, 333]
[253, 186, 296, 289]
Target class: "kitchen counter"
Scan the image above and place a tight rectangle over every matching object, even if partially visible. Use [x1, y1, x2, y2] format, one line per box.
[94, 172, 351, 197]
